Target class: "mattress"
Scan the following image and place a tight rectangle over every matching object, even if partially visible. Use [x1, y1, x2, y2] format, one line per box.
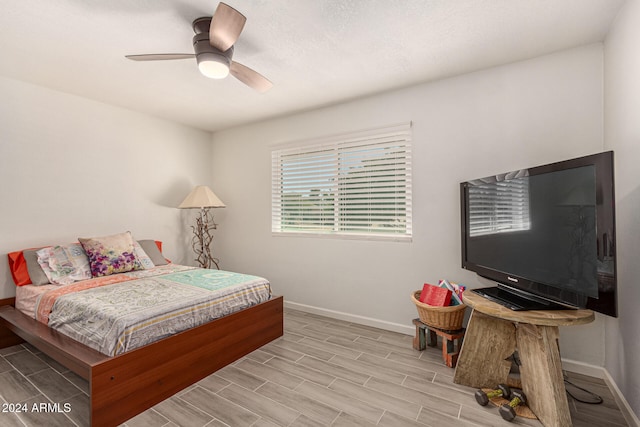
[14, 264, 272, 356]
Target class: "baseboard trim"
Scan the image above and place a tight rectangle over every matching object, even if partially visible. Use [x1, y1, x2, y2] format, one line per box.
[285, 300, 639, 425]
[603, 369, 640, 427]
[284, 301, 414, 335]
[561, 358, 606, 379]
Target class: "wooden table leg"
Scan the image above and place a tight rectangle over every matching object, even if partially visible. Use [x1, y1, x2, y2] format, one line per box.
[443, 334, 457, 368]
[412, 319, 426, 350]
[516, 323, 571, 427]
[453, 310, 516, 388]
[427, 329, 438, 347]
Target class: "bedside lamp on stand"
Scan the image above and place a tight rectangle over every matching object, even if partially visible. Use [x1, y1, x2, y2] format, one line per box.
[179, 185, 226, 269]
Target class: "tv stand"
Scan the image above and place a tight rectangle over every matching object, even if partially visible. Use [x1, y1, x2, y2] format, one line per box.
[453, 291, 594, 427]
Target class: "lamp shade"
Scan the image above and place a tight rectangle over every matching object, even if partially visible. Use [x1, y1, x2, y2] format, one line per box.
[179, 185, 226, 209]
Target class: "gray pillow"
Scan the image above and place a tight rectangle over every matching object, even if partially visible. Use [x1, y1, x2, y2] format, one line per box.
[137, 240, 168, 266]
[23, 249, 51, 286]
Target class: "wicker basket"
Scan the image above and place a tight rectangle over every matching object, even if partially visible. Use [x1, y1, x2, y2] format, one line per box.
[411, 290, 467, 331]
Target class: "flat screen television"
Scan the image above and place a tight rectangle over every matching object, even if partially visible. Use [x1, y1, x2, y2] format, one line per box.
[460, 151, 617, 317]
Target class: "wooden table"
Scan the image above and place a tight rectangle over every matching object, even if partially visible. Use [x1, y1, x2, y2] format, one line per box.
[453, 291, 594, 427]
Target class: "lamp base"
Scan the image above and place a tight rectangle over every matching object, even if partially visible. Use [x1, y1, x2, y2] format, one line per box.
[190, 207, 220, 269]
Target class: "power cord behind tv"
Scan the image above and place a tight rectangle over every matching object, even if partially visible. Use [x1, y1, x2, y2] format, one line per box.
[511, 352, 603, 404]
[563, 371, 603, 405]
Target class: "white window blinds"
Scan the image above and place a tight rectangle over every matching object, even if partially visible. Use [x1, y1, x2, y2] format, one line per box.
[272, 123, 412, 240]
[468, 171, 531, 237]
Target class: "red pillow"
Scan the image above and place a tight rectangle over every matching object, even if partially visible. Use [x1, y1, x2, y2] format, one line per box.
[8, 250, 32, 286]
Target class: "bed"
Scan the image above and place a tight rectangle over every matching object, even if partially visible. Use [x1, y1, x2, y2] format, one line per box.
[0, 236, 283, 426]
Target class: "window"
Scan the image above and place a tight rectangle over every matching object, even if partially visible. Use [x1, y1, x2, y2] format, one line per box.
[467, 171, 530, 237]
[271, 123, 412, 240]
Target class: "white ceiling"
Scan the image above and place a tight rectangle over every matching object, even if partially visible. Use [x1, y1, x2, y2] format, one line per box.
[0, 0, 625, 132]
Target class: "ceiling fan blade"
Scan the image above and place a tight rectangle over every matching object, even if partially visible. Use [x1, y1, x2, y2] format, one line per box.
[126, 54, 195, 61]
[230, 61, 273, 93]
[209, 2, 246, 52]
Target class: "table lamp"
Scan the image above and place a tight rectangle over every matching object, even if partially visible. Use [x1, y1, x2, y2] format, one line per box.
[179, 185, 226, 269]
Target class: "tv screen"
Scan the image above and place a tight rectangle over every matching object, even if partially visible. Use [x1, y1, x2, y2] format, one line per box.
[460, 151, 617, 317]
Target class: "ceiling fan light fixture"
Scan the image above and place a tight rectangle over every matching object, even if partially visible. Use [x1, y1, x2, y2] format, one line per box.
[197, 53, 230, 79]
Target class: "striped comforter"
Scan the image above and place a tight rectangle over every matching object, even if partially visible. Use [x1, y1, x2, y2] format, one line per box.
[33, 264, 271, 356]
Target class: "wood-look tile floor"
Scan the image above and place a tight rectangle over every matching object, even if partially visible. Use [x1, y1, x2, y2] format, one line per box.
[0, 308, 631, 426]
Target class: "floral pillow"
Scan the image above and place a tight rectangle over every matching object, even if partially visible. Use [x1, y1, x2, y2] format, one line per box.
[36, 244, 92, 285]
[78, 231, 143, 277]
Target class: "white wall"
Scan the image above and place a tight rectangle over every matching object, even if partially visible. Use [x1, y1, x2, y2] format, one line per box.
[211, 44, 607, 364]
[604, 0, 640, 419]
[0, 76, 212, 298]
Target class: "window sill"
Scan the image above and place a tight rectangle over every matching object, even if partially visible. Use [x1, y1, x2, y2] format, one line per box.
[271, 231, 412, 243]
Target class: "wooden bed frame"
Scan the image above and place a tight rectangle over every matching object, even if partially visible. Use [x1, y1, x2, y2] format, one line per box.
[0, 295, 284, 427]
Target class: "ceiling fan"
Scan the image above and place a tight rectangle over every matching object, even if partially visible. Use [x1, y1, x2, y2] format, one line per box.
[126, 2, 272, 93]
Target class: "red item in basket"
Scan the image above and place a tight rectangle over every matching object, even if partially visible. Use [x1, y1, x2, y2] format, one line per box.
[419, 283, 452, 307]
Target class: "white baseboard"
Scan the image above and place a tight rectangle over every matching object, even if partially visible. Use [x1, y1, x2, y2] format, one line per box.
[285, 300, 639, 426]
[284, 300, 414, 335]
[603, 369, 640, 427]
[561, 358, 606, 379]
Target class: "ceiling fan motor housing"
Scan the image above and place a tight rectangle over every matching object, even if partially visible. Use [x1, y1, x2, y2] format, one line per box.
[193, 32, 234, 58]
[192, 16, 213, 35]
